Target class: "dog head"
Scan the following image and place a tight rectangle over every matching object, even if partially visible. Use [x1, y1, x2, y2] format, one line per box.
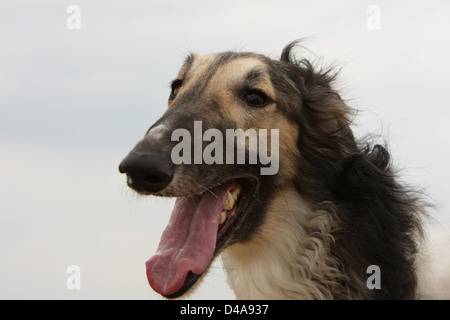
[119, 42, 356, 298]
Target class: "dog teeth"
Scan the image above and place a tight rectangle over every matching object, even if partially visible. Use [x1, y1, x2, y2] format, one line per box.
[220, 211, 227, 224]
[223, 184, 242, 213]
[230, 184, 241, 200]
[224, 192, 235, 210]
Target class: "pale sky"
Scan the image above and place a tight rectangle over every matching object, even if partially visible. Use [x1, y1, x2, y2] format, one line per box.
[1, 0, 449, 299]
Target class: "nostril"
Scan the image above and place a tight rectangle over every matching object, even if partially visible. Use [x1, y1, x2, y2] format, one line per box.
[119, 151, 174, 194]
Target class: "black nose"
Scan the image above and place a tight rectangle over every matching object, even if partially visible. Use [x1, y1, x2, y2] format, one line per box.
[119, 152, 174, 193]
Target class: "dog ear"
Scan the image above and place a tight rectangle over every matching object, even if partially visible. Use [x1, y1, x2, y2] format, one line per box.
[280, 42, 358, 200]
[280, 41, 310, 96]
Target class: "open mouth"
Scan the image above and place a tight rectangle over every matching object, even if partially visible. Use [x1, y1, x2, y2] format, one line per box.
[145, 179, 254, 298]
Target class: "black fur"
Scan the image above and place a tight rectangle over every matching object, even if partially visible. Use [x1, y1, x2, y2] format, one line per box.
[122, 42, 426, 299]
[277, 41, 424, 299]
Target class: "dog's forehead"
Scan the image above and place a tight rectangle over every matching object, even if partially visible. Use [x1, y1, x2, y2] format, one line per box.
[181, 53, 270, 84]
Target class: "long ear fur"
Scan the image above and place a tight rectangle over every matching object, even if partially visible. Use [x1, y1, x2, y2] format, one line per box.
[282, 41, 424, 299]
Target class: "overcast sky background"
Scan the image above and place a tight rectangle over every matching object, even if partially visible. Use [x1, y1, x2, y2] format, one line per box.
[1, 0, 449, 299]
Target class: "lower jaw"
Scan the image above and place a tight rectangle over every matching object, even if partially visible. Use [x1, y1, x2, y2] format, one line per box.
[162, 215, 244, 298]
[147, 176, 258, 298]
[167, 186, 254, 298]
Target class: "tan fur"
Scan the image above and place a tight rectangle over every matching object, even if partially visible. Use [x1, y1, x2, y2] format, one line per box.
[209, 56, 299, 183]
[168, 54, 335, 298]
[221, 187, 348, 299]
[121, 47, 435, 299]
[206, 56, 276, 125]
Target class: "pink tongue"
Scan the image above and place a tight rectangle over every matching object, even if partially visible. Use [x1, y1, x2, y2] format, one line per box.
[146, 182, 234, 296]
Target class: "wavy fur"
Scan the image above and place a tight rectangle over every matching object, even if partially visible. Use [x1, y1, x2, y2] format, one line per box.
[223, 41, 425, 299]
[122, 41, 428, 299]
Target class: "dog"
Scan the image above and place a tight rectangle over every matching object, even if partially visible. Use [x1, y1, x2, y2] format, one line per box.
[119, 41, 429, 299]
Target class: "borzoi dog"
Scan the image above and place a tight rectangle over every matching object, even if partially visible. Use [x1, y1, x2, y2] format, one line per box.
[119, 42, 440, 299]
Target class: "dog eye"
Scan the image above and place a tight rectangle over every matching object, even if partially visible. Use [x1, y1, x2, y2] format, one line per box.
[170, 80, 183, 100]
[244, 91, 269, 107]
